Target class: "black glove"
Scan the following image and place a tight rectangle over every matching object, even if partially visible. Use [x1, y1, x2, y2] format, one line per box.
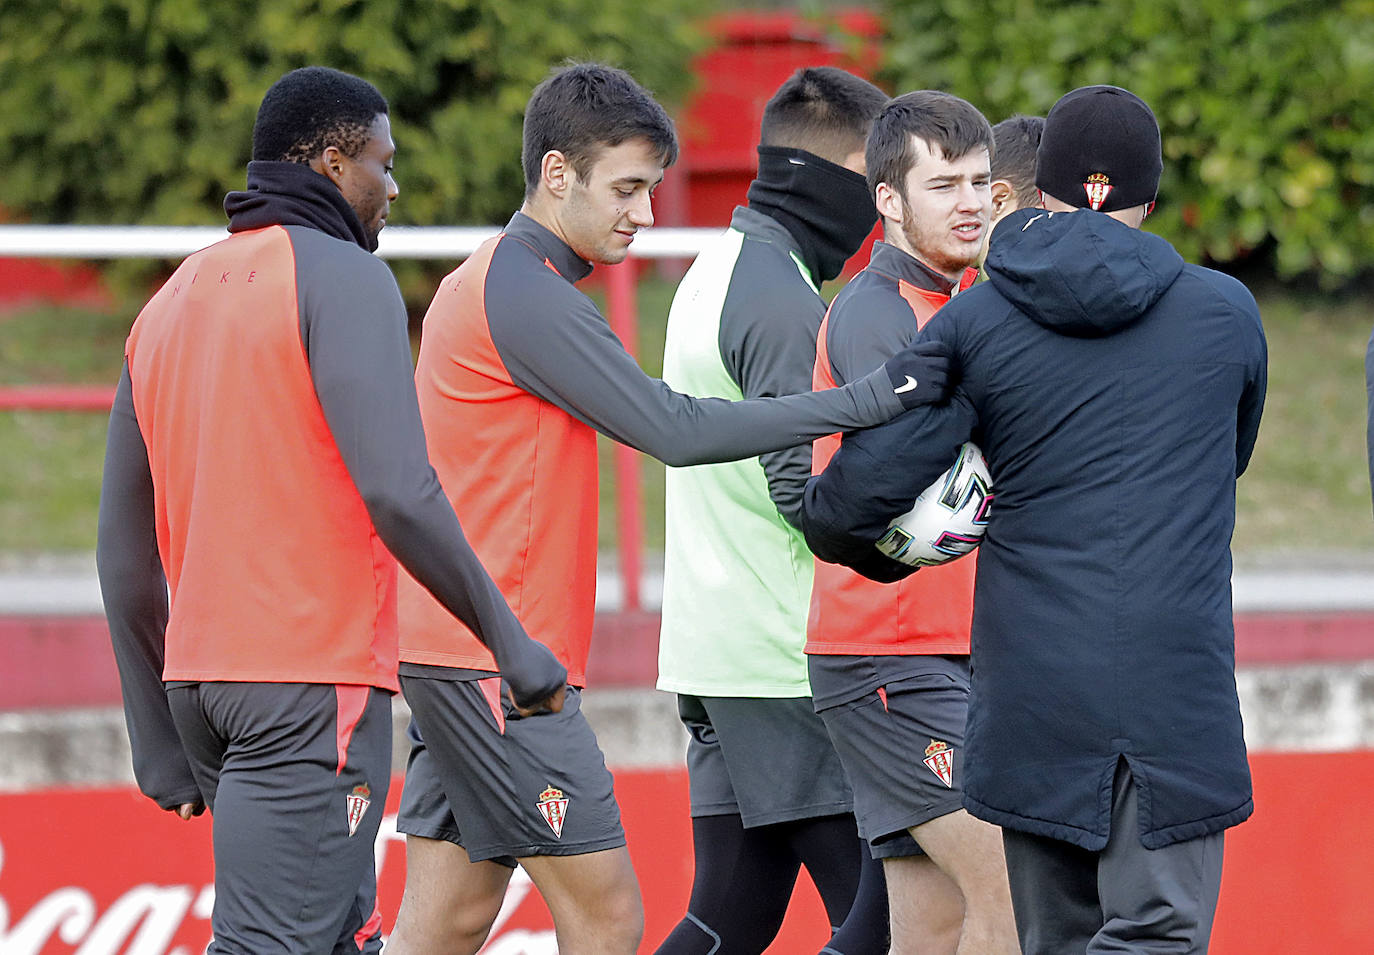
[882, 340, 955, 410]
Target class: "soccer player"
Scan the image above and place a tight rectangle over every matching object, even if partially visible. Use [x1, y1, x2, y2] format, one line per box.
[981, 114, 1046, 266]
[96, 67, 566, 954]
[804, 91, 1020, 955]
[803, 85, 1267, 954]
[384, 63, 953, 955]
[654, 67, 895, 955]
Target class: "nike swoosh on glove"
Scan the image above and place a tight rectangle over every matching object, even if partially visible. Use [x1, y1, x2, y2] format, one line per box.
[882, 339, 956, 410]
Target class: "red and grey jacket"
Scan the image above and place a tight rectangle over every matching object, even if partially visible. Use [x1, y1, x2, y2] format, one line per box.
[806, 240, 979, 657]
[123, 224, 402, 690]
[400, 212, 914, 685]
[99, 163, 563, 810]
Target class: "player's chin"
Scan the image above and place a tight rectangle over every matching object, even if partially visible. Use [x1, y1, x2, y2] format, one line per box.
[598, 245, 631, 265]
[945, 245, 982, 272]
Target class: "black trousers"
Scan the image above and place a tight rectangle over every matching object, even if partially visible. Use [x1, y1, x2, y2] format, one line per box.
[1002, 760, 1225, 954]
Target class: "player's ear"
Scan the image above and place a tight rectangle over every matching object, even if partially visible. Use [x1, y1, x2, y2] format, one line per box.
[990, 179, 1015, 218]
[541, 150, 572, 199]
[311, 145, 349, 189]
[874, 181, 904, 224]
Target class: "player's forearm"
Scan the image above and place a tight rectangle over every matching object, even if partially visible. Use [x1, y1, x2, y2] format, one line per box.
[759, 445, 811, 530]
[364, 473, 565, 704]
[99, 564, 199, 808]
[97, 370, 200, 808]
[802, 399, 973, 568]
[801, 432, 914, 565]
[636, 366, 902, 467]
[505, 296, 904, 466]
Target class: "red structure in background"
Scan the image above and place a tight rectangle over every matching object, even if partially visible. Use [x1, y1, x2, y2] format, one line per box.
[660, 8, 884, 229]
[0, 257, 109, 312]
[0, 9, 887, 311]
[602, 7, 885, 606]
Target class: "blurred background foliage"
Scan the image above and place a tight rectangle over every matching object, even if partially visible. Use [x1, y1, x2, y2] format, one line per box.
[0, 0, 709, 227]
[0, 0, 1371, 556]
[879, 0, 1374, 285]
[0, 0, 713, 299]
[3, 0, 1373, 288]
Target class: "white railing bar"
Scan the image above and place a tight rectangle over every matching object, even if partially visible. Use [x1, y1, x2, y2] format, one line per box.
[0, 225, 721, 260]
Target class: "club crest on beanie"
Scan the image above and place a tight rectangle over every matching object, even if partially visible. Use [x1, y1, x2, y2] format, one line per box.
[1035, 85, 1162, 213]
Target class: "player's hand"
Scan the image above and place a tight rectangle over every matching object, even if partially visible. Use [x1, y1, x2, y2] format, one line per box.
[882, 340, 955, 410]
[499, 640, 568, 715]
[507, 682, 567, 718]
[172, 801, 205, 820]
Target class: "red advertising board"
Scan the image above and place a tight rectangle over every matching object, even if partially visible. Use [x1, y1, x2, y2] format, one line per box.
[2, 755, 1372, 953]
[0, 770, 826, 954]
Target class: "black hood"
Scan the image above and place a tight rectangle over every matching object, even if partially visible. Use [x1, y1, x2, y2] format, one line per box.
[224, 161, 375, 252]
[985, 207, 1184, 338]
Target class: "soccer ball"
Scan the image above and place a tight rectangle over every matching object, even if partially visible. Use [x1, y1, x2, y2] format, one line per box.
[874, 442, 994, 568]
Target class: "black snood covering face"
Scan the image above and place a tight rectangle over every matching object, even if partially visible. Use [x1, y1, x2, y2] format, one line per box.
[745, 146, 878, 283]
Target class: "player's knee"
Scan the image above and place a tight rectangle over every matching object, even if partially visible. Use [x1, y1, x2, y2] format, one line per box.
[390, 889, 501, 955]
[600, 881, 645, 945]
[571, 879, 644, 952]
[555, 904, 642, 954]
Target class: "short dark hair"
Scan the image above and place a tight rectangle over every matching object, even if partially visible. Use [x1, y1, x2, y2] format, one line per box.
[865, 90, 994, 201]
[992, 114, 1045, 208]
[252, 67, 388, 164]
[759, 67, 889, 166]
[521, 63, 679, 198]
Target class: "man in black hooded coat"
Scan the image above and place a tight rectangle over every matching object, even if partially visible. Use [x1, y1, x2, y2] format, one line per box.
[800, 85, 1267, 954]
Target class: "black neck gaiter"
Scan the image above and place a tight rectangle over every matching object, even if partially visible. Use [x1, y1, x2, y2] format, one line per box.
[745, 146, 877, 283]
[224, 161, 375, 252]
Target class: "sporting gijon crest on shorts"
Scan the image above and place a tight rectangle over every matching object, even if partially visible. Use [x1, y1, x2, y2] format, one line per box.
[346, 782, 372, 836]
[923, 740, 955, 788]
[537, 784, 569, 838]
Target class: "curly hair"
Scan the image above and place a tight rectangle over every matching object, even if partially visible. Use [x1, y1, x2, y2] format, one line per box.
[251, 66, 389, 164]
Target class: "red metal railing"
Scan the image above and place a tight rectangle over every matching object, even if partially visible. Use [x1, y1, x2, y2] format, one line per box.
[0, 385, 116, 411]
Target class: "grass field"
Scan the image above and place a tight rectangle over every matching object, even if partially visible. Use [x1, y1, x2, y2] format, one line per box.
[2, 275, 1371, 559]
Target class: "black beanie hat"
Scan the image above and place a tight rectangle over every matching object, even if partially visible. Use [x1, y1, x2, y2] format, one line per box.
[1035, 85, 1162, 212]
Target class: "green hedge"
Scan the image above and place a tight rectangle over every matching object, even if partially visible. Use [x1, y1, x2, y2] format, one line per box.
[0, 0, 708, 231]
[878, 0, 1374, 283]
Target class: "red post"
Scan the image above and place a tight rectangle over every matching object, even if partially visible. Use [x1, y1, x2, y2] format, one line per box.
[604, 260, 644, 612]
[0, 385, 115, 411]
